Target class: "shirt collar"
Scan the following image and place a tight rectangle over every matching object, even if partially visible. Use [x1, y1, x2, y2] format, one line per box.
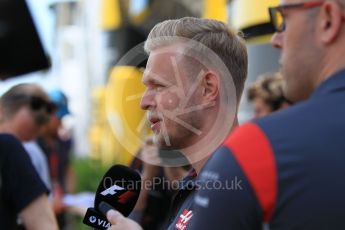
[179, 168, 197, 190]
[311, 69, 345, 99]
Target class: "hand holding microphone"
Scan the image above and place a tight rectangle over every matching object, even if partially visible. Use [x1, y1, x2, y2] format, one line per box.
[82, 165, 141, 229]
[105, 209, 142, 230]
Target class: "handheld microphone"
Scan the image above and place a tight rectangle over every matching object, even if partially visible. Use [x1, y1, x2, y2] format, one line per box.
[83, 165, 141, 229]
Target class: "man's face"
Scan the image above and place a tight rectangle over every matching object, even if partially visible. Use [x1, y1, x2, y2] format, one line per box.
[252, 97, 273, 119]
[141, 45, 204, 150]
[46, 114, 61, 136]
[271, 0, 320, 102]
[11, 106, 43, 141]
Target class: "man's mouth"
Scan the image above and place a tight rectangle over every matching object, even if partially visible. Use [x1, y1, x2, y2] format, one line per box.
[148, 116, 162, 132]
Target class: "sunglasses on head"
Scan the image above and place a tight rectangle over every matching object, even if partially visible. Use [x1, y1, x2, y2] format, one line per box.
[26, 96, 57, 125]
[29, 96, 56, 114]
[9, 94, 57, 115]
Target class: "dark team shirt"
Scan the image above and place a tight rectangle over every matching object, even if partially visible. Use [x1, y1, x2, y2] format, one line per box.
[166, 169, 197, 230]
[190, 69, 345, 229]
[0, 134, 48, 229]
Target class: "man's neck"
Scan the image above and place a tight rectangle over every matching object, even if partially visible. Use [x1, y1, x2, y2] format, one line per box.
[317, 46, 345, 87]
[186, 117, 239, 175]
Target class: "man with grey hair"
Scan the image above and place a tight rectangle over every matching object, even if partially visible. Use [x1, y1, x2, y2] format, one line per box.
[105, 17, 248, 229]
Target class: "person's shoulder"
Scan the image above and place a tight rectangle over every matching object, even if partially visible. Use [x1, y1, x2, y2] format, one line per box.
[0, 134, 36, 170]
[222, 103, 309, 153]
[259, 98, 312, 124]
[237, 100, 313, 142]
[222, 99, 325, 162]
[0, 133, 20, 144]
[0, 134, 23, 157]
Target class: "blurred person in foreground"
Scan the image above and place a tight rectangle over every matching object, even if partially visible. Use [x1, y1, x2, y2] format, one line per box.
[104, 16, 248, 229]
[188, 0, 345, 229]
[0, 83, 54, 189]
[0, 83, 58, 229]
[247, 72, 290, 118]
[37, 89, 75, 229]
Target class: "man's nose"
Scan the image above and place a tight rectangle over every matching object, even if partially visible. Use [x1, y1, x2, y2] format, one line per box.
[140, 90, 155, 110]
[271, 32, 283, 49]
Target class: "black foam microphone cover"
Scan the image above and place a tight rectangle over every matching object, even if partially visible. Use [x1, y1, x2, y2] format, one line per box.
[94, 164, 141, 217]
[83, 164, 141, 229]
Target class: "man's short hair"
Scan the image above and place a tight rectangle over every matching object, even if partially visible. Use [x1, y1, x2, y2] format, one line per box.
[144, 17, 248, 103]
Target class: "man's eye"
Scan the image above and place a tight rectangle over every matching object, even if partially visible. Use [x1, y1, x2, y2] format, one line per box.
[155, 85, 165, 91]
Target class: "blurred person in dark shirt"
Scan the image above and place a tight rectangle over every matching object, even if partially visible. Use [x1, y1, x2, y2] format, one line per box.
[0, 84, 58, 229]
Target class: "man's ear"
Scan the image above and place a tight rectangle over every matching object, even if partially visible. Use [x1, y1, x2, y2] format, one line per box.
[201, 71, 219, 102]
[319, 1, 344, 44]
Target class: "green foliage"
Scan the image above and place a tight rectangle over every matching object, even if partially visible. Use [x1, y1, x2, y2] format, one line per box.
[72, 157, 108, 193]
[69, 157, 109, 230]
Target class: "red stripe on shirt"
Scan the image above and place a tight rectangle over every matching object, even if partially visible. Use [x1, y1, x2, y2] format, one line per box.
[224, 123, 277, 222]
